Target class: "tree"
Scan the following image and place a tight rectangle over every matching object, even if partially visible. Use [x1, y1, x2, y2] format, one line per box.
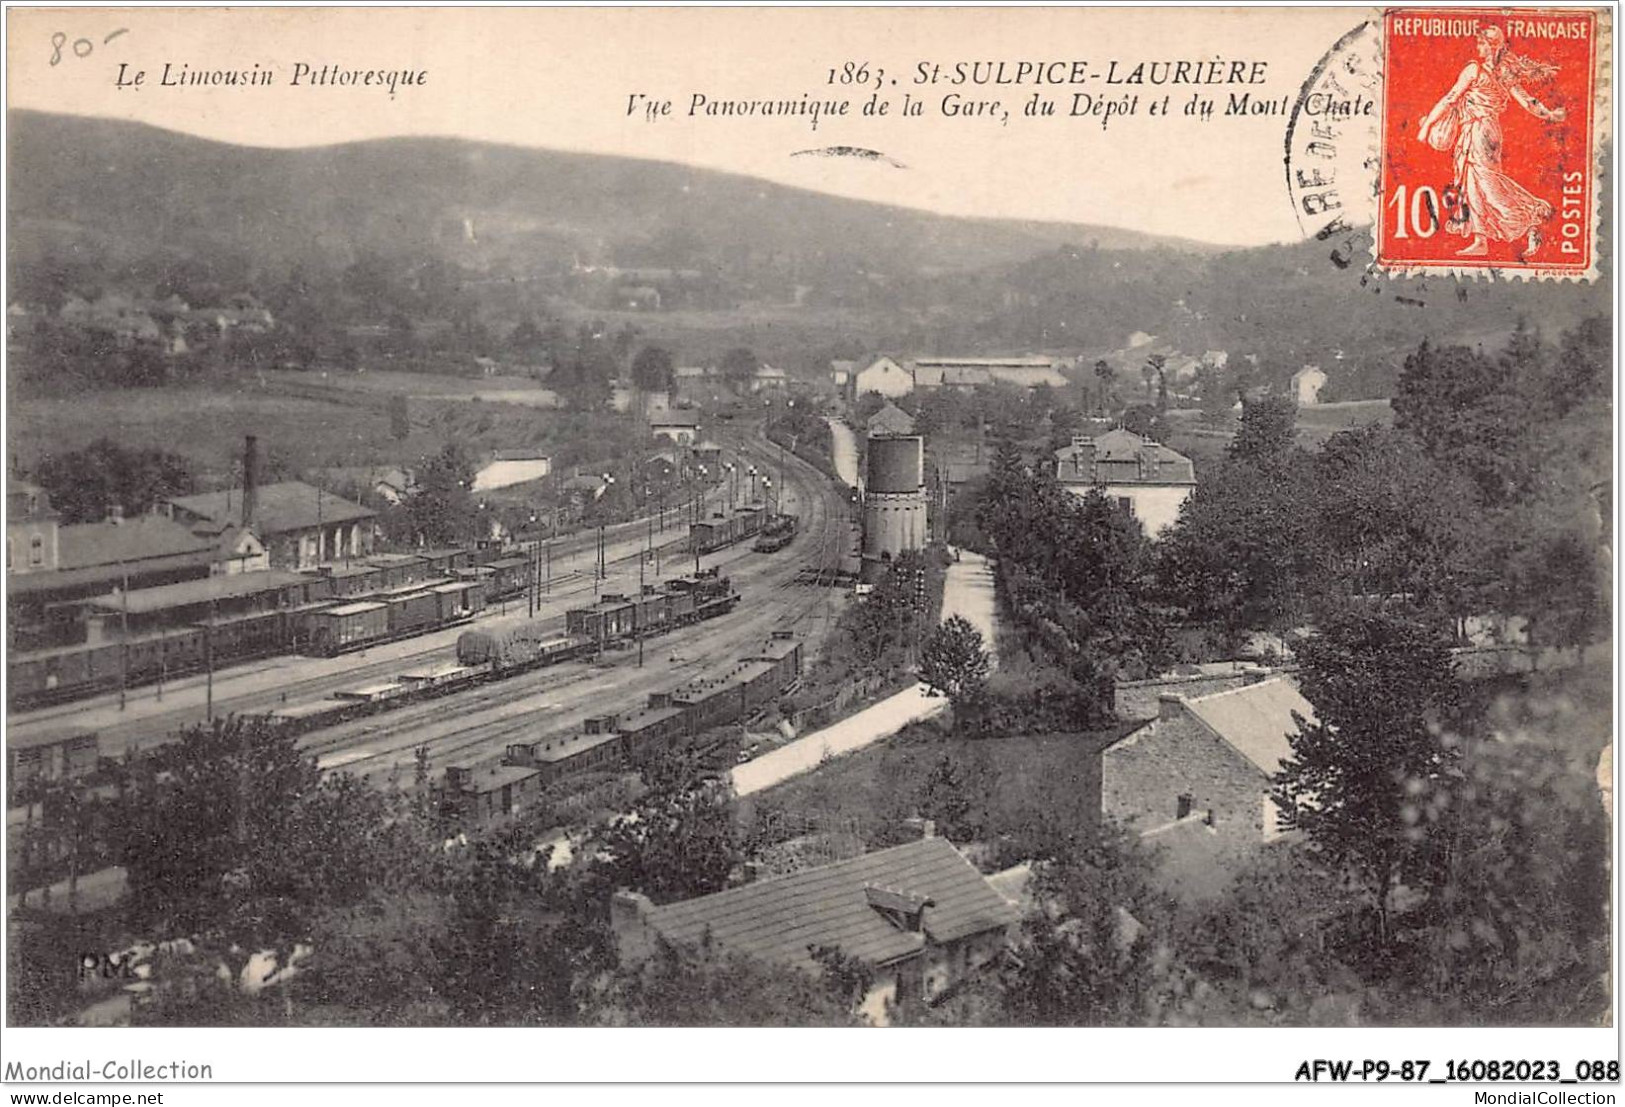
[1407, 679, 1612, 1023]
[1393, 339, 1532, 506]
[1093, 359, 1113, 414]
[998, 825, 1171, 1026]
[589, 753, 740, 905]
[1311, 426, 1490, 626]
[1227, 395, 1297, 462]
[915, 753, 982, 840]
[506, 317, 545, 360]
[919, 615, 991, 702]
[1178, 848, 1365, 1022]
[1145, 353, 1169, 413]
[720, 347, 759, 386]
[388, 393, 411, 441]
[630, 345, 676, 394]
[1501, 524, 1605, 647]
[403, 443, 479, 545]
[118, 716, 419, 948]
[1156, 456, 1317, 642]
[591, 937, 862, 1026]
[427, 844, 611, 1026]
[1198, 360, 1238, 425]
[1546, 314, 1609, 416]
[33, 439, 195, 523]
[1273, 609, 1462, 947]
[1120, 404, 1161, 440]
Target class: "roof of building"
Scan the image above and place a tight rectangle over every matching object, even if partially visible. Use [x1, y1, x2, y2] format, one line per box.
[56, 516, 219, 572]
[165, 481, 374, 536]
[520, 729, 621, 765]
[83, 569, 314, 615]
[857, 356, 906, 374]
[1183, 677, 1317, 777]
[1054, 429, 1196, 486]
[650, 410, 702, 427]
[909, 356, 1057, 370]
[866, 403, 916, 437]
[455, 763, 542, 793]
[325, 600, 388, 616]
[643, 836, 1020, 969]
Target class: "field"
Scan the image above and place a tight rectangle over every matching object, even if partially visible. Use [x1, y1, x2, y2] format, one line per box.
[258, 368, 561, 408]
[8, 378, 628, 486]
[1293, 399, 1395, 444]
[740, 722, 1121, 868]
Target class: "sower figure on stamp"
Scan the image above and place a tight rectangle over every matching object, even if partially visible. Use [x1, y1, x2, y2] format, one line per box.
[1415, 24, 1567, 258]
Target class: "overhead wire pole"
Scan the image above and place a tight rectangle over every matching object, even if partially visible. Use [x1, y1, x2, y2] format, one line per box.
[118, 566, 129, 712]
[205, 595, 216, 722]
[638, 520, 647, 669]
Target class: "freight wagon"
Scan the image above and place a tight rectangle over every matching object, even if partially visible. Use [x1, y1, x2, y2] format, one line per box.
[483, 556, 533, 602]
[566, 595, 637, 642]
[441, 634, 803, 823]
[7, 726, 100, 803]
[303, 602, 390, 656]
[689, 504, 768, 555]
[753, 513, 798, 553]
[455, 627, 591, 673]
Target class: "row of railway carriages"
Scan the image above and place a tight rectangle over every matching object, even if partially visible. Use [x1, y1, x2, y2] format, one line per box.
[248, 570, 742, 739]
[7, 546, 518, 710]
[438, 632, 803, 823]
[690, 504, 770, 555]
[11, 496, 791, 713]
[7, 571, 751, 805]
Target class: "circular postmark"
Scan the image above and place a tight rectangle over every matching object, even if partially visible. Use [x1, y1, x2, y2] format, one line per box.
[1284, 20, 1383, 272]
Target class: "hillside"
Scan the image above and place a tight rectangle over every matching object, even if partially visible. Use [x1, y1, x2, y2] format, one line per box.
[8, 110, 1610, 394]
[7, 110, 1210, 292]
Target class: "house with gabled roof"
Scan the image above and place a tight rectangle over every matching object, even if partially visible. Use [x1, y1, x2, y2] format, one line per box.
[852, 356, 913, 400]
[1101, 678, 1316, 901]
[161, 481, 374, 571]
[866, 401, 916, 439]
[1054, 428, 1196, 539]
[610, 835, 1019, 1020]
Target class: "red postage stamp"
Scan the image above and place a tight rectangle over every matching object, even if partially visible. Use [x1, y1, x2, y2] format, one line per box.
[1378, 7, 1602, 277]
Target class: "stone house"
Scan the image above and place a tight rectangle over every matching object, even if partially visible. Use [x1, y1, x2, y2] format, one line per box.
[1101, 678, 1316, 901]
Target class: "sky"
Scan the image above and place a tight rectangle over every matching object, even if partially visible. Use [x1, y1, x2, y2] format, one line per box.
[7, 6, 1379, 246]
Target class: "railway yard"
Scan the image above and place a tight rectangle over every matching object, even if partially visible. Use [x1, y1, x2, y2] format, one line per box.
[8, 430, 856, 809]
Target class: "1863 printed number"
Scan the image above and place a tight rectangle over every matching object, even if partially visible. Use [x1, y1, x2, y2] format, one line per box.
[827, 62, 887, 90]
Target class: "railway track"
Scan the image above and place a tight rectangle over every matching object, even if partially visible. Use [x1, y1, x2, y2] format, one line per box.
[8, 526, 703, 757]
[314, 433, 851, 783]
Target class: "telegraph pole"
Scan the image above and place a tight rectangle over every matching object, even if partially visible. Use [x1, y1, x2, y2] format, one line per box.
[205, 596, 216, 722]
[638, 525, 647, 669]
[118, 568, 129, 712]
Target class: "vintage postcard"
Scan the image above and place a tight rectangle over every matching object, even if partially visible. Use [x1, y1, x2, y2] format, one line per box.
[1, 4, 1614, 1092]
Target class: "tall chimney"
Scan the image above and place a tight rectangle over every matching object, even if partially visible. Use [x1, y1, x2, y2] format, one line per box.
[242, 435, 259, 527]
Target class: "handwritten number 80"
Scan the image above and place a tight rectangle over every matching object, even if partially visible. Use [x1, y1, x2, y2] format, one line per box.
[50, 28, 125, 65]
